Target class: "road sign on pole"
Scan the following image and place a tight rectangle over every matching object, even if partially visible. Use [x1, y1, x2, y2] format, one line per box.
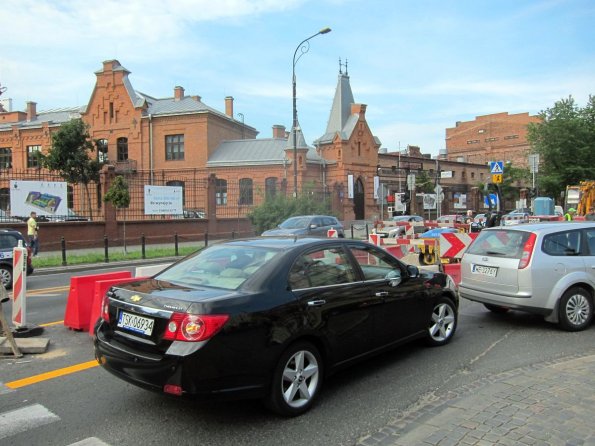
[490, 161, 504, 174]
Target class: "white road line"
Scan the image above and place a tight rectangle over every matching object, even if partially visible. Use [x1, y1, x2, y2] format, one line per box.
[67, 437, 112, 446]
[0, 403, 60, 440]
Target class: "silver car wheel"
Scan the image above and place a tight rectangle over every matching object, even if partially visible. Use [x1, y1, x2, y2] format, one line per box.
[281, 349, 320, 409]
[0, 266, 12, 289]
[565, 293, 590, 326]
[429, 302, 456, 342]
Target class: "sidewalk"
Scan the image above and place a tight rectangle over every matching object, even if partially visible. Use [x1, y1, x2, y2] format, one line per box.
[357, 353, 595, 446]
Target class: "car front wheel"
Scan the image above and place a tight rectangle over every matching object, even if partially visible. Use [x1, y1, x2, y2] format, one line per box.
[0, 265, 12, 290]
[426, 297, 457, 346]
[265, 342, 323, 417]
[558, 287, 593, 331]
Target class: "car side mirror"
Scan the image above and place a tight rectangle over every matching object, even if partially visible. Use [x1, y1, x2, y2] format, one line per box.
[406, 264, 420, 278]
[309, 224, 317, 229]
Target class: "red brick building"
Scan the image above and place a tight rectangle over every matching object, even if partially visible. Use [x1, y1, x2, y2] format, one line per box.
[445, 112, 541, 168]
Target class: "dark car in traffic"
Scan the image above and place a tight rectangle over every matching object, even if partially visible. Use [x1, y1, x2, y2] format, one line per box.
[0, 228, 34, 289]
[94, 237, 458, 416]
[261, 215, 344, 238]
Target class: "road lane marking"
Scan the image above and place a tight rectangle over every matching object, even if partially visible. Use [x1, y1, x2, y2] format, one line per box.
[5, 360, 99, 389]
[0, 403, 60, 440]
[39, 320, 64, 327]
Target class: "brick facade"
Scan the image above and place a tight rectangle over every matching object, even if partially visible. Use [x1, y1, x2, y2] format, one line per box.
[445, 112, 541, 167]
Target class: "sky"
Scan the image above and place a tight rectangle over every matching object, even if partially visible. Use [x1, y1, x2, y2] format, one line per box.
[1, 0, 594, 157]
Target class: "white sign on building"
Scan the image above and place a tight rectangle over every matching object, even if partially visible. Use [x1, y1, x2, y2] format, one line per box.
[144, 185, 183, 215]
[10, 180, 68, 217]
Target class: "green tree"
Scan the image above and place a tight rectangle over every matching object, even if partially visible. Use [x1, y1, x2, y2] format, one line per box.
[415, 170, 435, 193]
[41, 118, 101, 220]
[247, 191, 332, 234]
[527, 95, 595, 199]
[104, 175, 131, 252]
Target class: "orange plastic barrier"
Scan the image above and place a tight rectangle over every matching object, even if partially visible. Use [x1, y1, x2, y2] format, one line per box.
[64, 271, 131, 331]
[443, 263, 462, 286]
[88, 276, 149, 335]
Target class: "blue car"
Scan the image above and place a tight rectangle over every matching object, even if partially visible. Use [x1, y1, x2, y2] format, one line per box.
[419, 227, 459, 238]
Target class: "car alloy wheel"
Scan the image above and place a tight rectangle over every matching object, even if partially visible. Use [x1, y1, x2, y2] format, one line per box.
[559, 287, 593, 332]
[427, 297, 457, 346]
[266, 342, 323, 416]
[0, 266, 12, 290]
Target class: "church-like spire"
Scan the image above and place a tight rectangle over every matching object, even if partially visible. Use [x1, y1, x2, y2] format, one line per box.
[323, 59, 355, 136]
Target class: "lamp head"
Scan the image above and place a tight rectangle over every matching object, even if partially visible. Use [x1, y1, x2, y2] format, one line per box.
[319, 27, 332, 34]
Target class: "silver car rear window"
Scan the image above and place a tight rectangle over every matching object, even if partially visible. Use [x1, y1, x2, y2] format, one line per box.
[466, 230, 531, 259]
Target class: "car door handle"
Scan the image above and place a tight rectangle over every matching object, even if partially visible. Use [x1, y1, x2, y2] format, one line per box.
[307, 299, 326, 307]
[375, 291, 389, 297]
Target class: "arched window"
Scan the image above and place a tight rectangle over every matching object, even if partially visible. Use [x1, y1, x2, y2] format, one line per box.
[0, 148, 12, 169]
[216, 179, 227, 205]
[239, 178, 253, 205]
[265, 177, 277, 200]
[117, 137, 128, 161]
[166, 180, 186, 206]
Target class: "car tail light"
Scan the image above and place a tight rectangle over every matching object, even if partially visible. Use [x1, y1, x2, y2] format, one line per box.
[164, 384, 183, 396]
[518, 233, 537, 269]
[163, 313, 229, 342]
[100, 293, 110, 322]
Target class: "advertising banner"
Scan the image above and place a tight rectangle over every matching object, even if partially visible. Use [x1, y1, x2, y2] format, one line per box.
[9, 180, 68, 217]
[144, 185, 183, 215]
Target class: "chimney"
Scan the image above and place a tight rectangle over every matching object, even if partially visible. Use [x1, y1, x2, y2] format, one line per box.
[26, 101, 37, 121]
[225, 96, 234, 118]
[272, 125, 286, 138]
[351, 103, 367, 117]
[174, 86, 185, 101]
[191, 95, 201, 102]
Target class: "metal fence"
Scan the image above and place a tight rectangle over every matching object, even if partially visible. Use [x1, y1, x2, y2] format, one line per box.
[1, 168, 335, 222]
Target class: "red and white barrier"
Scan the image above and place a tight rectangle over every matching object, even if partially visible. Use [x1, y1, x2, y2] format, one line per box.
[64, 271, 132, 331]
[368, 233, 383, 246]
[327, 227, 338, 238]
[439, 232, 479, 259]
[12, 242, 28, 328]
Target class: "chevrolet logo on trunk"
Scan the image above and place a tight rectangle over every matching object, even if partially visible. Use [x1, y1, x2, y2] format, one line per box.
[130, 295, 142, 303]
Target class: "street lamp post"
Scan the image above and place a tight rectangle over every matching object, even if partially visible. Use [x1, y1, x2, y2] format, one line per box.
[292, 27, 331, 198]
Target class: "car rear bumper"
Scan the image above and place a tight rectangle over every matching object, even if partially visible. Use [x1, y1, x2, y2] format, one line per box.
[94, 322, 267, 400]
[458, 284, 552, 316]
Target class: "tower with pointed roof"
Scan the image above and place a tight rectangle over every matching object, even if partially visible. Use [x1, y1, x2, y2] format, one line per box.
[314, 62, 381, 220]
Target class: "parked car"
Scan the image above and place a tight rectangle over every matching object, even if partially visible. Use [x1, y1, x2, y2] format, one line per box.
[459, 222, 595, 331]
[437, 214, 464, 224]
[183, 209, 206, 219]
[261, 215, 344, 238]
[501, 212, 530, 225]
[0, 229, 34, 289]
[94, 237, 458, 416]
[380, 215, 427, 238]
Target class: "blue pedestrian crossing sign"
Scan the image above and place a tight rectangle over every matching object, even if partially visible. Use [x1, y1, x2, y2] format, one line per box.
[490, 161, 504, 174]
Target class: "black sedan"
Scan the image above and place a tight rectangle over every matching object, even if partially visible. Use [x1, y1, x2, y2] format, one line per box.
[94, 237, 458, 416]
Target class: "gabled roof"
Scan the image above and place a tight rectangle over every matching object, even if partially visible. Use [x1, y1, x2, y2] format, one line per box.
[208, 126, 323, 167]
[0, 106, 86, 131]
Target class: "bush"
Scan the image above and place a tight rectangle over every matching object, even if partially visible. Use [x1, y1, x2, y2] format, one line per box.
[248, 193, 333, 234]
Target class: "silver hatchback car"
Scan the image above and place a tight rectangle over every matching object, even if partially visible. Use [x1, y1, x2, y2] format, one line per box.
[459, 222, 595, 331]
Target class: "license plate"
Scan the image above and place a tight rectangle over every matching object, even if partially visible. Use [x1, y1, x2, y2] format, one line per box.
[471, 264, 498, 277]
[117, 311, 155, 336]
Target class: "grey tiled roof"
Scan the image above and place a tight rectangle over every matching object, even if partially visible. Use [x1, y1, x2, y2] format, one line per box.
[0, 106, 86, 131]
[207, 134, 324, 167]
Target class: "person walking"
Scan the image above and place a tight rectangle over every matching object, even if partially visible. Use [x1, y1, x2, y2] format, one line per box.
[564, 208, 576, 221]
[27, 211, 39, 256]
[586, 206, 595, 221]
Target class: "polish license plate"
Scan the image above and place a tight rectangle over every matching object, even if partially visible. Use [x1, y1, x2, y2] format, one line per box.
[117, 311, 155, 336]
[471, 264, 498, 277]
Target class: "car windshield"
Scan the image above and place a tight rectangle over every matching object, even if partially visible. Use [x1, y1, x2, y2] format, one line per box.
[466, 229, 531, 259]
[155, 244, 280, 290]
[279, 217, 311, 229]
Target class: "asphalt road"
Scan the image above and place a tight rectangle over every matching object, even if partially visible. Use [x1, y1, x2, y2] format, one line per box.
[1, 264, 595, 446]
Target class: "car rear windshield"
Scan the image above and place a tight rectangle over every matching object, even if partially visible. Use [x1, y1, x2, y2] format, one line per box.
[466, 229, 532, 259]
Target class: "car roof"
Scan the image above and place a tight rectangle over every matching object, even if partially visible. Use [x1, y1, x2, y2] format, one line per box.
[483, 221, 594, 233]
[221, 236, 362, 250]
